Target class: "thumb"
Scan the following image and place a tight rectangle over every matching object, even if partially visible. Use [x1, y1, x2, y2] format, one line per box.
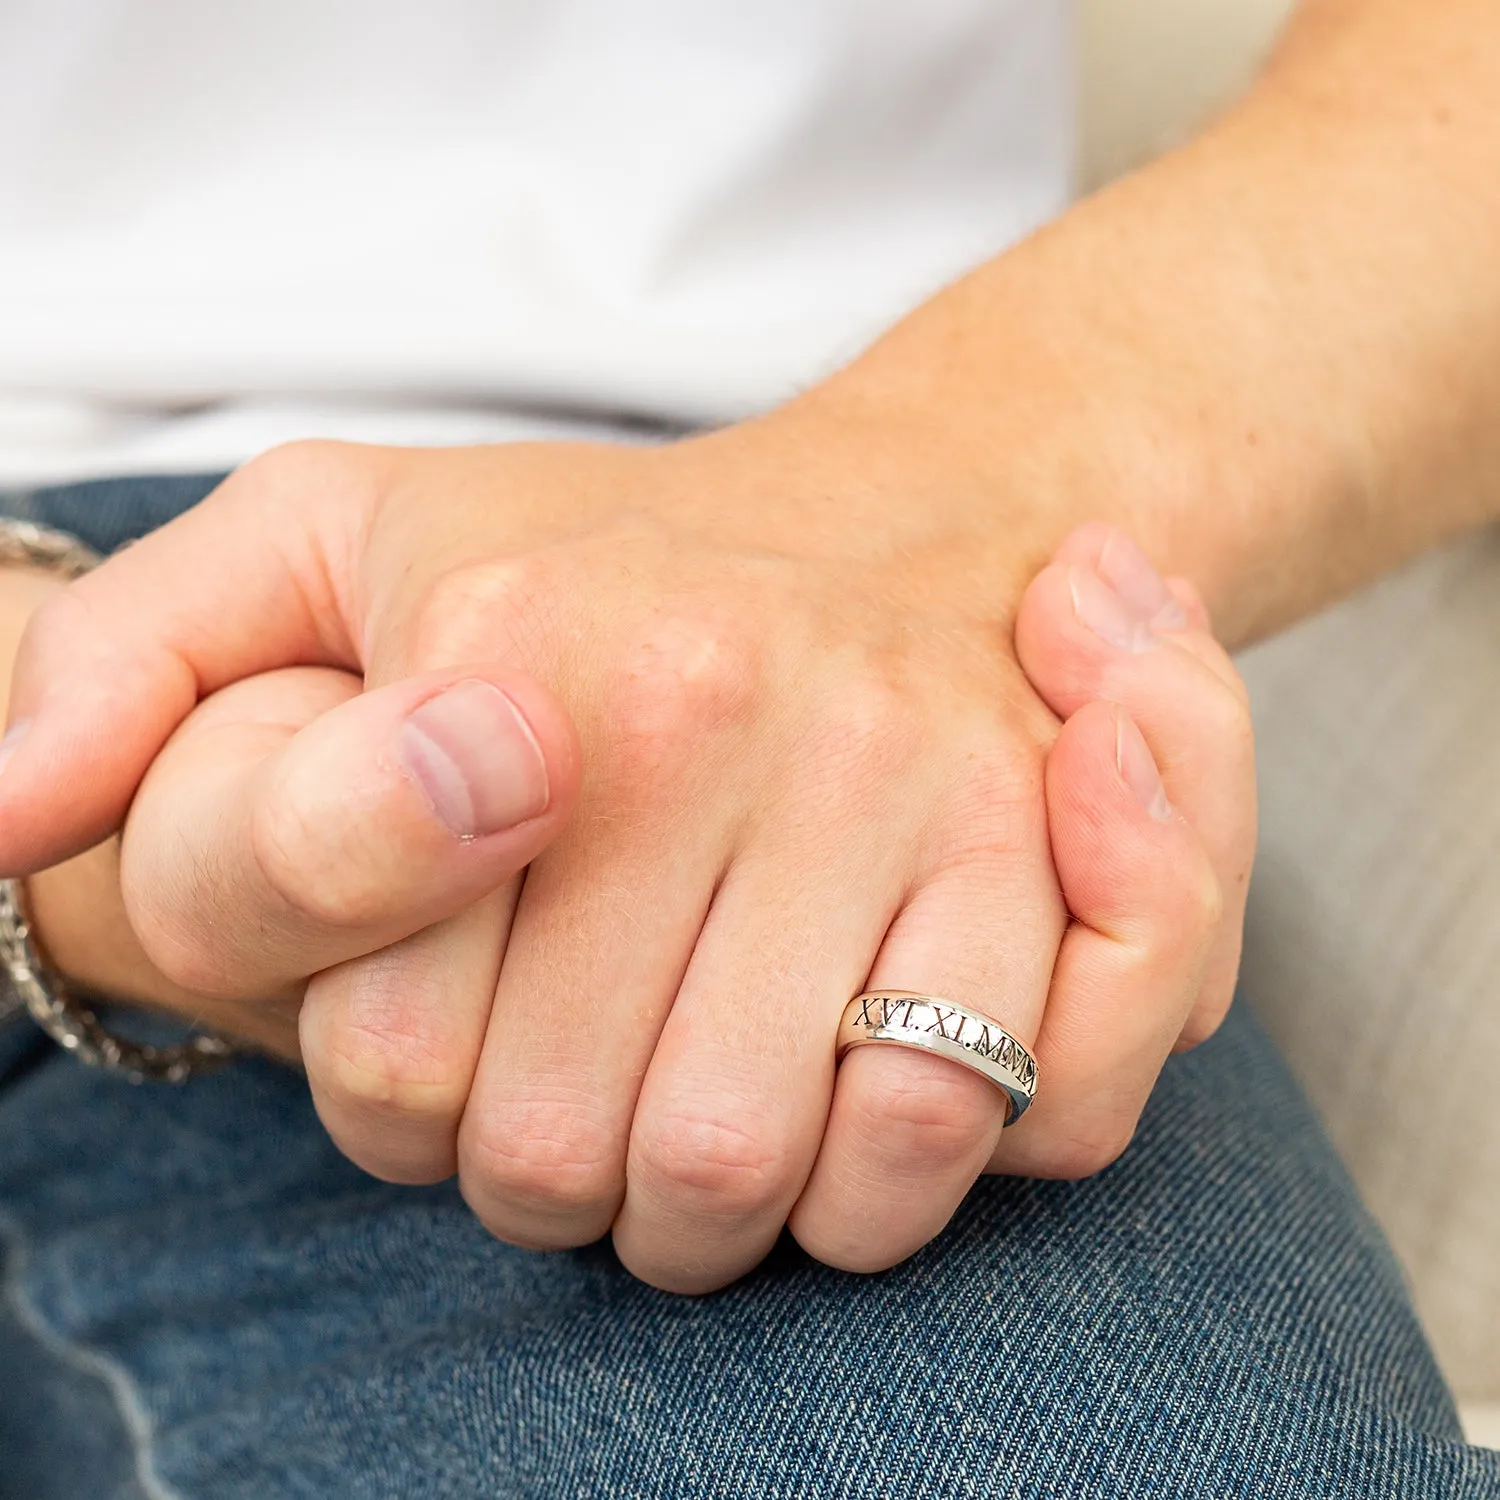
[0, 444, 371, 875]
[121, 661, 581, 1001]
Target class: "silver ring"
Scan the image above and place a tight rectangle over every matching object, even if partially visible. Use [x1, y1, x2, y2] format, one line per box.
[837, 990, 1037, 1125]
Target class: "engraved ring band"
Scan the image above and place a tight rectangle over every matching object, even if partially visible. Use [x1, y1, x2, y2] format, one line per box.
[836, 990, 1038, 1125]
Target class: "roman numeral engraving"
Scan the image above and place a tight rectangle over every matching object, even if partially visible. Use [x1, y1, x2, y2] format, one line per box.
[855, 995, 918, 1030]
[924, 1005, 960, 1040]
[881, 997, 916, 1028]
[847, 995, 1036, 1100]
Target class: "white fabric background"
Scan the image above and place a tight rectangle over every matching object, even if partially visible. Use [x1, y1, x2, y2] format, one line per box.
[0, 0, 1070, 483]
[1239, 534, 1500, 1408]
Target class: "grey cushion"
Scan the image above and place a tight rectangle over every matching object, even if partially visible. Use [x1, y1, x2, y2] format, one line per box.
[1240, 527, 1500, 1403]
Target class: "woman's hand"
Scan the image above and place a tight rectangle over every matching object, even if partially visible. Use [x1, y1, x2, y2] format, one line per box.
[2, 468, 1253, 1290]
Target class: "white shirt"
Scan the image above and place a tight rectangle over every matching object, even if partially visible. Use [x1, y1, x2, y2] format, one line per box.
[0, 0, 1073, 485]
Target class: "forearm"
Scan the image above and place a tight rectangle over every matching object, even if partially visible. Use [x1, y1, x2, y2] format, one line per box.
[800, 0, 1500, 645]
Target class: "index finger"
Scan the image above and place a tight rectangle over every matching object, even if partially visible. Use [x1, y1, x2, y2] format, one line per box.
[0, 443, 372, 875]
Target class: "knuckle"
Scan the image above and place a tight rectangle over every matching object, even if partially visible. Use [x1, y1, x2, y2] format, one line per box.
[609, 611, 761, 741]
[793, 673, 936, 816]
[635, 1099, 794, 1220]
[304, 1003, 469, 1129]
[804, 673, 920, 779]
[459, 1100, 622, 1225]
[407, 557, 554, 671]
[314, 1035, 465, 1125]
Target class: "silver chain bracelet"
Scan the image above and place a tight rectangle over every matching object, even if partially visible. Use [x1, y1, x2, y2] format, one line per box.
[0, 514, 237, 1083]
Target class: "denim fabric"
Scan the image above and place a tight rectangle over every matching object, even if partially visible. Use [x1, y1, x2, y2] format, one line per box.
[0, 474, 227, 556]
[0, 476, 1497, 1500]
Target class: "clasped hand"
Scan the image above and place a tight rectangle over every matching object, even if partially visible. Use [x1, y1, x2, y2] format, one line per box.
[1, 426, 1253, 1292]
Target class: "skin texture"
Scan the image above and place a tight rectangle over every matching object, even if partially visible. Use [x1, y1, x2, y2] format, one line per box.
[810, 0, 1500, 646]
[2, 0, 1497, 1290]
[0, 528, 1251, 1292]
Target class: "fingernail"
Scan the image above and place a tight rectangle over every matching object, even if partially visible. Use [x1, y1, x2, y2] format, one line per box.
[0, 720, 29, 777]
[399, 681, 550, 838]
[1069, 566, 1156, 653]
[1097, 531, 1189, 632]
[1116, 712, 1173, 823]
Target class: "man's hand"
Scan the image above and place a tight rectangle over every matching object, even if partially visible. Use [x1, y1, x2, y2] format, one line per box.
[1, 450, 1252, 1289]
[4, 0, 1499, 1292]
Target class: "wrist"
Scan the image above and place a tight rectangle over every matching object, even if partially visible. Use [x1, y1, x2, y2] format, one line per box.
[666, 403, 1065, 632]
[780, 241, 1317, 649]
[749, 38, 1500, 650]
[690, 344, 1214, 636]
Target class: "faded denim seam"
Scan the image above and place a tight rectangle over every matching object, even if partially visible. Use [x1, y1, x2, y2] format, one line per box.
[0, 1209, 182, 1500]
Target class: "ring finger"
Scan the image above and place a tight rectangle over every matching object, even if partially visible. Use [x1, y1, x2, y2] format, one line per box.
[787, 769, 1066, 1273]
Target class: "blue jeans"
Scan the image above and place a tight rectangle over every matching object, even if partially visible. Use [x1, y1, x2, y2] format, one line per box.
[0, 477, 1495, 1500]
